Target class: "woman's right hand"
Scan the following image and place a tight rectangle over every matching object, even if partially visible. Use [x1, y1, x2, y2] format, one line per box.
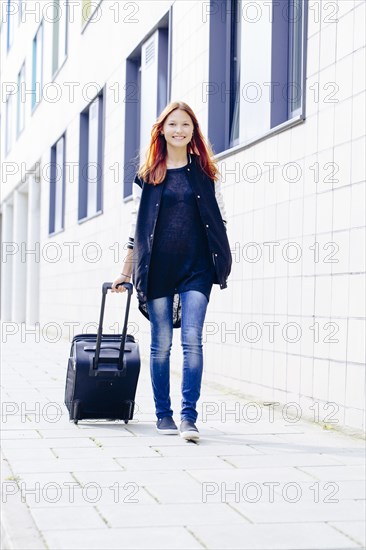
[111, 274, 131, 293]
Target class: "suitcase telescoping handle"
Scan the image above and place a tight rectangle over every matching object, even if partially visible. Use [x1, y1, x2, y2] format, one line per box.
[94, 282, 133, 371]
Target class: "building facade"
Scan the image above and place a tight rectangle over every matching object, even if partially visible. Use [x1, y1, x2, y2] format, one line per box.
[1, 0, 365, 430]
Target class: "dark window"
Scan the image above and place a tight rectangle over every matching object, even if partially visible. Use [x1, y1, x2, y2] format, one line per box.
[32, 21, 43, 111]
[49, 134, 66, 234]
[123, 9, 171, 198]
[78, 90, 104, 221]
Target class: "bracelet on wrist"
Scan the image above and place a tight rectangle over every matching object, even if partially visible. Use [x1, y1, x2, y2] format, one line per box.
[120, 272, 131, 278]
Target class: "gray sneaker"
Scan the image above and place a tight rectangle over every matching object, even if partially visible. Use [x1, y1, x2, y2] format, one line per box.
[179, 419, 200, 441]
[156, 416, 178, 435]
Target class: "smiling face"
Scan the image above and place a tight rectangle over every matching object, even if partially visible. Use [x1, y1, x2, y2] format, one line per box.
[161, 109, 194, 148]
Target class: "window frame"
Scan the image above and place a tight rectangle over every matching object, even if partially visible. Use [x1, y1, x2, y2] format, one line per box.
[287, 0, 305, 118]
[49, 133, 66, 236]
[123, 8, 171, 201]
[16, 61, 25, 138]
[81, 0, 103, 32]
[6, 0, 14, 51]
[5, 93, 13, 156]
[52, 0, 69, 79]
[31, 20, 44, 113]
[78, 88, 105, 224]
[208, 0, 308, 156]
[18, 0, 23, 24]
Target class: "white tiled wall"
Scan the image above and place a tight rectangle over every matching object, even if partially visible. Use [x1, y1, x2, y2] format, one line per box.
[199, 0, 366, 431]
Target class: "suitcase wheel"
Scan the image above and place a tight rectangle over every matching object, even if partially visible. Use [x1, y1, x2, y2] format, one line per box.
[124, 420, 128, 424]
[72, 400, 80, 424]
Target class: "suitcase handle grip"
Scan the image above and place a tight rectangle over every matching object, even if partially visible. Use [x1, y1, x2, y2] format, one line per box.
[102, 282, 133, 295]
[94, 282, 133, 372]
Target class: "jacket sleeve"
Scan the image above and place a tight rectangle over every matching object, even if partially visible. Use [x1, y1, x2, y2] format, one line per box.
[126, 174, 142, 250]
[214, 171, 228, 227]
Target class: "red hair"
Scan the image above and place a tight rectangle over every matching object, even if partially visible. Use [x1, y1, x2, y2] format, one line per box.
[137, 101, 219, 185]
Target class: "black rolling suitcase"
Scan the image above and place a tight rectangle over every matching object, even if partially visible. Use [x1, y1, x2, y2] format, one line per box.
[64, 282, 140, 424]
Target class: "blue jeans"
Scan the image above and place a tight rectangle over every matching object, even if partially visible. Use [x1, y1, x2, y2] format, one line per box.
[146, 290, 209, 423]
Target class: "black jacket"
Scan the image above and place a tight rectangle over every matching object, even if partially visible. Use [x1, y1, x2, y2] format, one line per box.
[127, 153, 232, 328]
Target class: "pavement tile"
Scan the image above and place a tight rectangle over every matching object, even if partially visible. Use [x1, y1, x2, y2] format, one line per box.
[143, 479, 209, 504]
[30, 505, 108, 530]
[277, 433, 365, 450]
[4, 472, 82, 487]
[151, 444, 262, 457]
[2, 447, 56, 461]
[297, 465, 366, 481]
[272, 479, 366, 501]
[1, 453, 48, 549]
[188, 466, 317, 484]
[1, 418, 65, 430]
[325, 452, 366, 466]
[1, 430, 42, 440]
[189, 522, 361, 549]
[1, 393, 49, 404]
[250, 441, 365, 458]
[42, 527, 204, 549]
[51, 445, 160, 459]
[1, 415, 72, 430]
[124, 422, 220, 437]
[36, 427, 134, 438]
[2, 484, 157, 508]
[0, 437, 98, 449]
[9, 458, 125, 474]
[1, 501, 47, 549]
[329, 521, 366, 547]
[96, 502, 248, 528]
[49, 486, 153, 507]
[197, 434, 298, 447]
[72, 470, 201, 489]
[230, 499, 366, 524]
[92, 436, 195, 447]
[220, 452, 346, 468]
[114, 456, 234, 471]
[209, 423, 305, 436]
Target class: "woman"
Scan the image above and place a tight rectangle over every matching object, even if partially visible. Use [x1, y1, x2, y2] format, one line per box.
[112, 101, 232, 440]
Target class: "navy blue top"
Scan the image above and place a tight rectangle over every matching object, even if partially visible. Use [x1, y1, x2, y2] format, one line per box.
[146, 164, 215, 302]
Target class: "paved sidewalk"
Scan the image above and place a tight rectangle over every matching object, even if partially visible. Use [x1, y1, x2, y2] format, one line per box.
[1, 330, 365, 550]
